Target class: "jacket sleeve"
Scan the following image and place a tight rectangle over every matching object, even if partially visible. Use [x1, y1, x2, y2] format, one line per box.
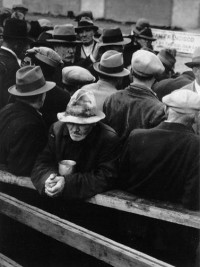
[31, 126, 58, 194]
[62, 133, 121, 200]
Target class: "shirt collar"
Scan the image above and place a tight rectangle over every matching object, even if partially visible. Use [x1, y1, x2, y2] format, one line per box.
[1, 46, 21, 66]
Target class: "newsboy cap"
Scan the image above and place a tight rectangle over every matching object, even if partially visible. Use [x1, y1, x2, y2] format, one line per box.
[162, 89, 200, 114]
[62, 66, 95, 85]
[131, 50, 164, 78]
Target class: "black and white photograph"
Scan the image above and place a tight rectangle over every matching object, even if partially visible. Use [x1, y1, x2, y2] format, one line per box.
[0, 0, 199, 266]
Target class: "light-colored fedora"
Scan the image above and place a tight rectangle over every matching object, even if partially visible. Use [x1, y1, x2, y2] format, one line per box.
[185, 47, 200, 68]
[46, 24, 81, 44]
[93, 50, 130, 77]
[8, 65, 55, 96]
[94, 27, 131, 46]
[57, 89, 105, 124]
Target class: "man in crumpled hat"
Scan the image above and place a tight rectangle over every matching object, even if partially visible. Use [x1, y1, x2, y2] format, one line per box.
[119, 89, 200, 265]
[103, 49, 166, 141]
[31, 89, 120, 200]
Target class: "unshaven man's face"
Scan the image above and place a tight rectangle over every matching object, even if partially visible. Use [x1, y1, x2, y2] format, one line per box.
[78, 28, 95, 45]
[67, 123, 94, 141]
[54, 45, 76, 64]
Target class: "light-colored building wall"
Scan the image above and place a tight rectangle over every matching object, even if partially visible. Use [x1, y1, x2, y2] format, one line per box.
[2, 0, 200, 29]
[172, 0, 200, 29]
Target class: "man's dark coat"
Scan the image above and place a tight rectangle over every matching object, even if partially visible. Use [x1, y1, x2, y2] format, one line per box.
[0, 48, 20, 109]
[103, 83, 166, 141]
[31, 121, 120, 200]
[120, 122, 200, 210]
[0, 101, 48, 176]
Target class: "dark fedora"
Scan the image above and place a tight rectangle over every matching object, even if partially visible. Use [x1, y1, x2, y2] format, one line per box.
[8, 65, 55, 96]
[157, 49, 176, 70]
[12, 4, 28, 12]
[75, 11, 94, 22]
[185, 47, 200, 68]
[134, 27, 156, 41]
[2, 18, 32, 41]
[94, 27, 131, 46]
[75, 17, 98, 33]
[46, 24, 81, 44]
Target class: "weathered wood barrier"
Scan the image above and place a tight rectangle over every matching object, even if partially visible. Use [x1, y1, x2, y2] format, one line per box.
[0, 252, 22, 267]
[0, 170, 199, 229]
[0, 169, 199, 266]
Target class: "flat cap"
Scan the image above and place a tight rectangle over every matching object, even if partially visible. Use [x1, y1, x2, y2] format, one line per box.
[62, 66, 95, 85]
[162, 89, 200, 114]
[131, 50, 164, 78]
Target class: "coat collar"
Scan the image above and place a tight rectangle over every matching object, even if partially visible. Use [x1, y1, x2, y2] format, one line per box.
[128, 83, 158, 98]
[156, 121, 194, 134]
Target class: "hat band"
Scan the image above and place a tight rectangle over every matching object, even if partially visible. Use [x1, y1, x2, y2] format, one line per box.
[53, 35, 76, 41]
[102, 35, 123, 43]
[99, 64, 124, 74]
[16, 76, 46, 93]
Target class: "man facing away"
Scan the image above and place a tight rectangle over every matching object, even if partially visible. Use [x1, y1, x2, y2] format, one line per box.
[119, 89, 200, 265]
[0, 65, 55, 176]
[31, 89, 120, 200]
[103, 49, 166, 141]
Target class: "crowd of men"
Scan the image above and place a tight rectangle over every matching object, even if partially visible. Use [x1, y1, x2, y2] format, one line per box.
[0, 4, 199, 266]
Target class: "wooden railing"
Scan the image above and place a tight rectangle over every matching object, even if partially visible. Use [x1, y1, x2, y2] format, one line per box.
[0, 169, 199, 266]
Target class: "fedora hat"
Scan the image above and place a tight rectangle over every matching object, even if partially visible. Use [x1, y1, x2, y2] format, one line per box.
[8, 65, 55, 96]
[157, 49, 176, 70]
[57, 89, 105, 124]
[94, 27, 131, 46]
[3, 18, 32, 41]
[162, 89, 200, 114]
[75, 17, 98, 32]
[134, 27, 156, 41]
[94, 50, 130, 77]
[12, 4, 28, 12]
[131, 50, 164, 78]
[185, 47, 200, 68]
[75, 11, 94, 22]
[46, 24, 81, 44]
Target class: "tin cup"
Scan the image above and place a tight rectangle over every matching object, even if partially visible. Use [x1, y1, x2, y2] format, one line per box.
[58, 160, 76, 176]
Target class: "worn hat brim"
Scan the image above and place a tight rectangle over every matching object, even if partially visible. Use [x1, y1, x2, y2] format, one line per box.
[46, 39, 81, 44]
[57, 110, 105, 124]
[93, 37, 131, 46]
[8, 81, 56, 96]
[93, 62, 130, 77]
[2, 34, 34, 43]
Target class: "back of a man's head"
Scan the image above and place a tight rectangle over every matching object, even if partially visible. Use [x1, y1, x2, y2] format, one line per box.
[131, 50, 164, 83]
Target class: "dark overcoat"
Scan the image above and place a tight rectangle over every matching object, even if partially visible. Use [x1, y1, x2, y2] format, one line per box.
[31, 121, 120, 200]
[0, 48, 20, 109]
[103, 83, 166, 141]
[120, 122, 200, 210]
[0, 101, 48, 176]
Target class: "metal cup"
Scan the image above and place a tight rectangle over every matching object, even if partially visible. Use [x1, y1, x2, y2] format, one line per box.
[58, 160, 76, 176]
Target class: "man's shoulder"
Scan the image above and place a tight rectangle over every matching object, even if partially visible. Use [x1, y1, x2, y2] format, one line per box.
[98, 122, 119, 139]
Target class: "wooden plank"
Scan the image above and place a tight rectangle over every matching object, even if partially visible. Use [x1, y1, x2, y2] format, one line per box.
[0, 193, 173, 267]
[0, 170, 200, 229]
[88, 191, 200, 229]
[0, 253, 22, 267]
